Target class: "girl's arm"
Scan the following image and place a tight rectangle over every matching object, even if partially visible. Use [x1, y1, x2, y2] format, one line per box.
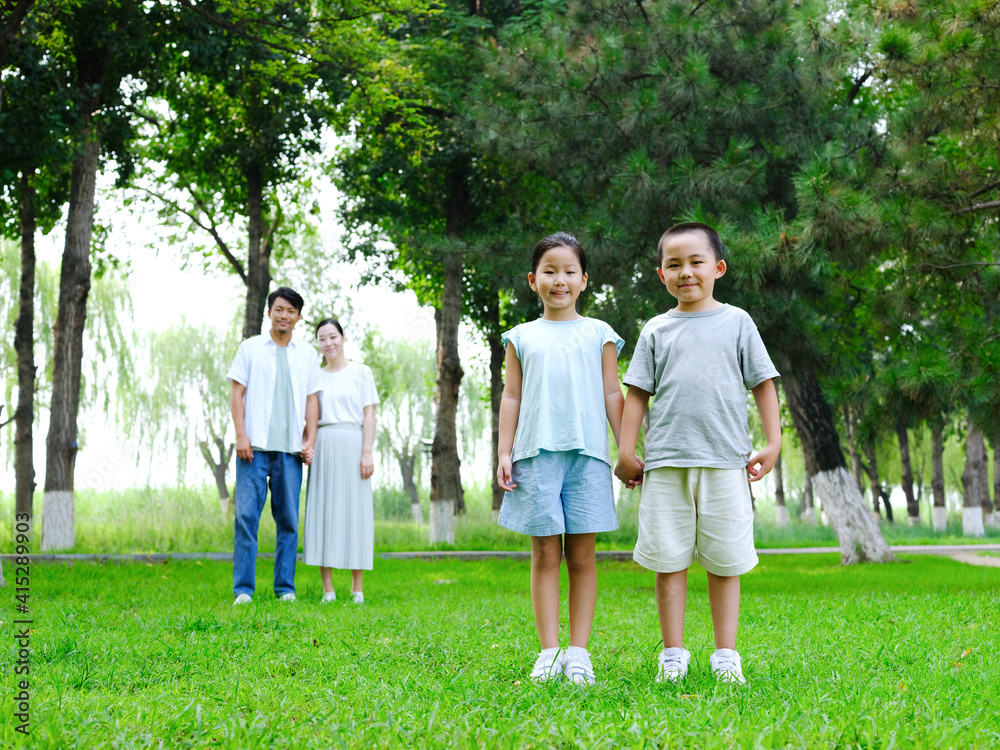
[602, 341, 625, 447]
[497, 342, 522, 491]
[361, 403, 376, 479]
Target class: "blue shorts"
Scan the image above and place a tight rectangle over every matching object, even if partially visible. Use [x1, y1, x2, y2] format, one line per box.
[498, 450, 619, 537]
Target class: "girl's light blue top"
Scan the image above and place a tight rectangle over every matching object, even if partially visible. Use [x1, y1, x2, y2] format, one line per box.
[502, 317, 624, 466]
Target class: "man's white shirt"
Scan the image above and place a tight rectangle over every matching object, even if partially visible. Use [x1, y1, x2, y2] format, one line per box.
[226, 332, 322, 453]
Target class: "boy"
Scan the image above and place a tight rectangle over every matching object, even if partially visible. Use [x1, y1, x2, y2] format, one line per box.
[614, 222, 780, 684]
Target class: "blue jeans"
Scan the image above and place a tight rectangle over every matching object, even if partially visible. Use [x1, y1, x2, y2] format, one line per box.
[233, 450, 302, 597]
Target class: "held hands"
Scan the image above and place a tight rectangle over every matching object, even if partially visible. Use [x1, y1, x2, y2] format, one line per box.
[614, 454, 645, 489]
[360, 451, 374, 480]
[236, 435, 254, 462]
[746, 442, 780, 482]
[497, 455, 516, 492]
[301, 440, 315, 466]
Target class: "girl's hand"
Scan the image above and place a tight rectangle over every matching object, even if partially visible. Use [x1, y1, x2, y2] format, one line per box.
[497, 455, 516, 492]
[360, 451, 374, 480]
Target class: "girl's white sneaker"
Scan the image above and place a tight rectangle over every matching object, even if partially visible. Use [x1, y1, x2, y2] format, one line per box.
[656, 647, 691, 683]
[710, 648, 745, 684]
[529, 648, 565, 682]
[321, 592, 337, 604]
[351, 591, 364, 604]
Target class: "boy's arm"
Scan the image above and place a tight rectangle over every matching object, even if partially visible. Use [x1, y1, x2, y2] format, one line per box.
[747, 378, 781, 482]
[497, 342, 522, 491]
[602, 341, 625, 447]
[231, 381, 252, 462]
[614, 386, 650, 488]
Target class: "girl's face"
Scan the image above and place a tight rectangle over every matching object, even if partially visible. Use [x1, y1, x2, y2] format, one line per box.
[528, 245, 588, 320]
[316, 323, 345, 362]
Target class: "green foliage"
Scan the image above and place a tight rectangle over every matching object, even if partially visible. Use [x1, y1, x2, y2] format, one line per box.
[6, 554, 999, 747]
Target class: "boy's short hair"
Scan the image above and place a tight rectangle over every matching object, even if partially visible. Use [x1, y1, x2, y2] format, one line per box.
[267, 286, 305, 313]
[657, 222, 725, 266]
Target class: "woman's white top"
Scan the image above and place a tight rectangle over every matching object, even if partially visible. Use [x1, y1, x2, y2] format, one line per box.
[317, 361, 380, 427]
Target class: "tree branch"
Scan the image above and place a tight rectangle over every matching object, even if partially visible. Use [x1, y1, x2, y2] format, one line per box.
[0, 0, 34, 70]
[967, 180, 1000, 201]
[846, 69, 872, 105]
[913, 261, 1000, 270]
[952, 199, 1000, 216]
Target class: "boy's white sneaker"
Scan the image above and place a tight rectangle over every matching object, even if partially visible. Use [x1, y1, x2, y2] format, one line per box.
[321, 592, 337, 604]
[352, 591, 364, 604]
[656, 647, 691, 683]
[233, 593, 252, 605]
[710, 648, 745, 684]
[563, 647, 596, 686]
[528, 648, 565, 683]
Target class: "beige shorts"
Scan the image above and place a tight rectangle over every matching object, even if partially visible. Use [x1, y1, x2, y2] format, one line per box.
[633, 466, 758, 576]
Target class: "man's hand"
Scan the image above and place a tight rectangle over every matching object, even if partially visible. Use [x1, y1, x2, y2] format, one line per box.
[236, 435, 253, 462]
[300, 439, 315, 466]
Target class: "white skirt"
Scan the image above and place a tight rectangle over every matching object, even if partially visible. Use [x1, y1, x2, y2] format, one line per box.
[303, 423, 374, 569]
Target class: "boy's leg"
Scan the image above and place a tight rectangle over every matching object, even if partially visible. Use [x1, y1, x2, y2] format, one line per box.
[233, 451, 270, 597]
[270, 451, 303, 597]
[530, 534, 563, 649]
[705, 571, 740, 650]
[563, 532, 597, 648]
[655, 569, 688, 649]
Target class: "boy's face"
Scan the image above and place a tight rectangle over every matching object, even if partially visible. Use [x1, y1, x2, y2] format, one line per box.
[657, 231, 726, 313]
[268, 296, 302, 335]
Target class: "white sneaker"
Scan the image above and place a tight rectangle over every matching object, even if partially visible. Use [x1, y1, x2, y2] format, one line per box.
[321, 592, 337, 604]
[710, 648, 745, 684]
[656, 647, 691, 683]
[528, 648, 565, 683]
[233, 593, 252, 605]
[279, 592, 296, 602]
[563, 647, 596, 686]
[352, 591, 364, 604]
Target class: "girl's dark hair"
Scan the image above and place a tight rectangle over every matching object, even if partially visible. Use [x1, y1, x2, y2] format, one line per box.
[315, 318, 344, 335]
[530, 232, 587, 274]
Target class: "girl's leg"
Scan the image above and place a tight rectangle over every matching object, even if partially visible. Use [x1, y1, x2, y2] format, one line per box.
[351, 569, 364, 593]
[563, 533, 597, 648]
[705, 571, 740, 650]
[320, 566, 334, 594]
[655, 569, 688, 649]
[530, 535, 564, 649]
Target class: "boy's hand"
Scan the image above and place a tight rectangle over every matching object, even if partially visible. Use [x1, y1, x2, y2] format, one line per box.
[614, 454, 645, 488]
[497, 455, 516, 492]
[747, 443, 780, 482]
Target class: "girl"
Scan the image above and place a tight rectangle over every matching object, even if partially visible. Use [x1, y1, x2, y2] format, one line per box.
[497, 232, 628, 685]
[303, 318, 380, 604]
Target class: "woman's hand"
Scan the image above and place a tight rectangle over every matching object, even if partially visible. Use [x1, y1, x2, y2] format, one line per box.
[360, 450, 374, 480]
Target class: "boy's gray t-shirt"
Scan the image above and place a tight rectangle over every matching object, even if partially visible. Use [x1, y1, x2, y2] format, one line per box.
[623, 304, 778, 470]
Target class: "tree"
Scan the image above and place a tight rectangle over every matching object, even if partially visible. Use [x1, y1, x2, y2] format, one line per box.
[359, 332, 437, 525]
[474, 0, 896, 561]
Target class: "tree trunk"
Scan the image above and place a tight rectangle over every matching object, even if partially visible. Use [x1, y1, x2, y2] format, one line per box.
[977, 435, 992, 528]
[199, 438, 233, 513]
[961, 426, 985, 537]
[931, 422, 946, 532]
[896, 418, 919, 525]
[14, 171, 37, 533]
[773, 450, 787, 527]
[991, 435, 1000, 529]
[844, 406, 865, 493]
[779, 360, 895, 563]
[429, 257, 464, 544]
[801, 468, 815, 524]
[862, 443, 881, 517]
[398, 451, 424, 525]
[241, 163, 271, 339]
[0, 0, 35, 75]
[488, 314, 504, 519]
[42, 128, 100, 551]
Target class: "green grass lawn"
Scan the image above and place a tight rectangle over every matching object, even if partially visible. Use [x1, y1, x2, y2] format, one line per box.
[3, 554, 998, 748]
